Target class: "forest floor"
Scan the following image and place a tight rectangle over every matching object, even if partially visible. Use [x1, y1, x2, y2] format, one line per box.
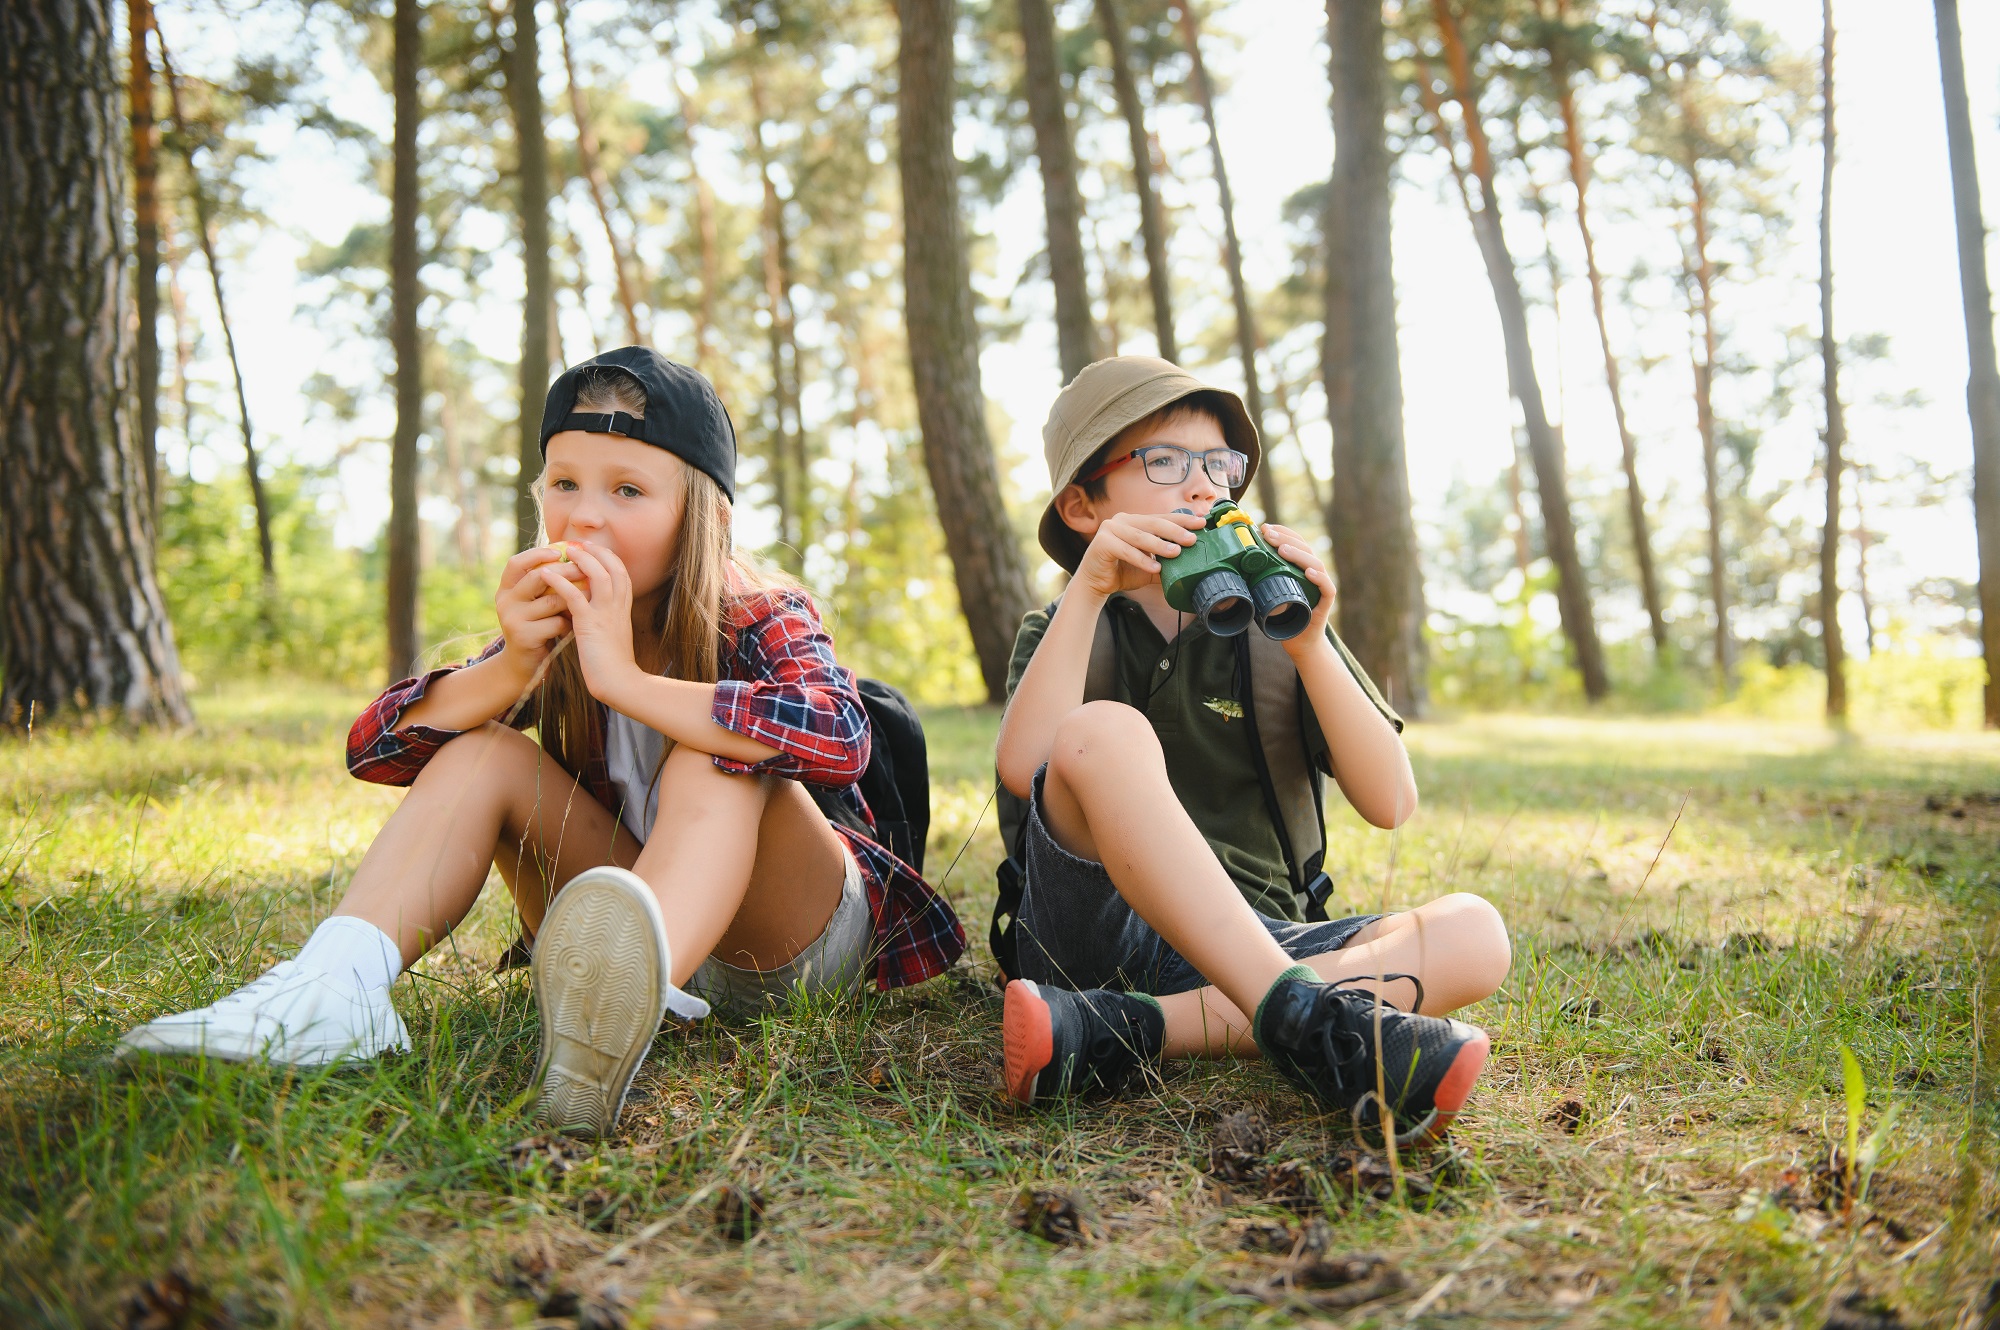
[2, 685, 1996, 1329]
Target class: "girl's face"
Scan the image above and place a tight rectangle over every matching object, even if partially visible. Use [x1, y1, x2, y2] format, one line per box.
[541, 431, 687, 612]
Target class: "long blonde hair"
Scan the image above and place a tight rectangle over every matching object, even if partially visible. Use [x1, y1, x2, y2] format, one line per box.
[530, 367, 793, 782]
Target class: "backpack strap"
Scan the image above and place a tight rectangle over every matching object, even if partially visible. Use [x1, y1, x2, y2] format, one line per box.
[1235, 632, 1333, 921]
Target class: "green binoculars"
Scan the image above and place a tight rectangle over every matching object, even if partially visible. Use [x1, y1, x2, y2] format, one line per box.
[1159, 501, 1319, 640]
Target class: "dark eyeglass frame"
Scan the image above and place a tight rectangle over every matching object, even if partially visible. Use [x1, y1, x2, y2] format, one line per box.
[1079, 443, 1249, 488]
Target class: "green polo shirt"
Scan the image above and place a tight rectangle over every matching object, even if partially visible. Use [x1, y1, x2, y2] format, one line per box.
[1004, 595, 1401, 922]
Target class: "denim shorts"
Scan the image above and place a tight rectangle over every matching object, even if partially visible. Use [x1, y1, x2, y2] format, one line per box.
[1015, 765, 1380, 996]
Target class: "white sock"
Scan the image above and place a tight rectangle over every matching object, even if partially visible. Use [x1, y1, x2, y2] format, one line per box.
[295, 916, 403, 992]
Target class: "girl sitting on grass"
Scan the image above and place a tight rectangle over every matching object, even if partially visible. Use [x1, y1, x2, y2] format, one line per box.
[120, 348, 964, 1138]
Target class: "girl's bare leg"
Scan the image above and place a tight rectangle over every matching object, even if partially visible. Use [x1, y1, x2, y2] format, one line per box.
[626, 741, 848, 985]
[1156, 894, 1512, 1058]
[334, 722, 638, 967]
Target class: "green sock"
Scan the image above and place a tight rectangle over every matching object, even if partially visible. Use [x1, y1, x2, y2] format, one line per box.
[1251, 964, 1319, 1051]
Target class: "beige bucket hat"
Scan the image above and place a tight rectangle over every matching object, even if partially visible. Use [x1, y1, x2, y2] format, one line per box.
[1036, 356, 1262, 573]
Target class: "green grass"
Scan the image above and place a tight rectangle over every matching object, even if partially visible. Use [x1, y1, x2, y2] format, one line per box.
[2, 685, 1996, 1327]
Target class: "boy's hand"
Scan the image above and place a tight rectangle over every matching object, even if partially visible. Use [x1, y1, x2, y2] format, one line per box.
[540, 540, 640, 701]
[495, 546, 579, 678]
[1071, 511, 1203, 601]
[1262, 523, 1336, 656]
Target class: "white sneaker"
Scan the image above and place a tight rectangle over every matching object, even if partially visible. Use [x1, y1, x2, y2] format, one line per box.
[116, 960, 411, 1066]
[530, 866, 707, 1138]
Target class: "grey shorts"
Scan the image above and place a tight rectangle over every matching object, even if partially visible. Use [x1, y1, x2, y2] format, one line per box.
[685, 844, 872, 1021]
[1015, 765, 1380, 996]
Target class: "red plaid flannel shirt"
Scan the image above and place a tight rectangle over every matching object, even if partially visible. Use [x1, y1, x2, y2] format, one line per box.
[344, 584, 963, 990]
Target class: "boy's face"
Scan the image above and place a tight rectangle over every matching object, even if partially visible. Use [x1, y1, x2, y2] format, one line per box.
[1055, 411, 1230, 539]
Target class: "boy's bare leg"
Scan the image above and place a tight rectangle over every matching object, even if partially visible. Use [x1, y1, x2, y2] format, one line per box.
[1038, 701, 1300, 1022]
[1155, 893, 1512, 1058]
[625, 741, 848, 986]
[335, 722, 638, 966]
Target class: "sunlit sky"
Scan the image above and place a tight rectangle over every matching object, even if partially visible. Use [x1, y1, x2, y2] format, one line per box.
[165, 0, 1998, 647]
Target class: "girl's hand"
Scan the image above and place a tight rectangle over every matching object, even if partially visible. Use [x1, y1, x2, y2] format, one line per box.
[1071, 510, 1203, 601]
[495, 546, 579, 678]
[540, 540, 640, 701]
[1262, 523, 1336, 656]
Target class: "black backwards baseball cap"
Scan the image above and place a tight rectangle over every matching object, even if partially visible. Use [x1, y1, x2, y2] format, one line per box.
[538, 346, 738, 502]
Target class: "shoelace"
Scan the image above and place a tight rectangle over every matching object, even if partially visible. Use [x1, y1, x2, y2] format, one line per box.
[207, 965, 299, 1011]
[1328, 971, 1428, 1014]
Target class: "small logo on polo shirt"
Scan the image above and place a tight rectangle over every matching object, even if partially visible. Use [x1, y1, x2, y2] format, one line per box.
[1204, 697, 1243, 720]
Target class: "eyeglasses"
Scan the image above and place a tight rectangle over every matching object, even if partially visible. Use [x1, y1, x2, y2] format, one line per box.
[1080, 444, 1248, 489]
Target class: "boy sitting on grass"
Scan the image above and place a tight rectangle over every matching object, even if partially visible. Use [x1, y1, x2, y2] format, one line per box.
[996, 356, 1512, 1144]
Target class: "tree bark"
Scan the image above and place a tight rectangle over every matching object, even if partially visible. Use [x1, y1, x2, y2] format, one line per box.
[509, 0, 552, 556]
[389, 0, 423, 682]
[1683, 141, 1732, 687]
[895, 0, 1035, 701]
[0, 0, 190, 726]
[1323, 0, 1426, 716]
[1016, 0, 1097, 382]
[1818, 0, 1846, 719]
[747, 66, 806, 571]
[129, 0, 161, 527]
[1432, 0, 1607, 701]
[1549, 44, 1666, 655]
[1934, 0, 2000, 728]
[159, 38, 275, 595]
[1177, 0, 1280, 525]
[1093, 0, 1175, 363]
[554, 0, 643, 347]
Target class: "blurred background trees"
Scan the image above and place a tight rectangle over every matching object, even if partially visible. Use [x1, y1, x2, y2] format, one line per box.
[3, 0, 1991, 728]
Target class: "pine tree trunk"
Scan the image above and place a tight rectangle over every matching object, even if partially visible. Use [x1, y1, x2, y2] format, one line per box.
[1432, 0, 1607, 701]
[1093, 0, 1175, 363]
[895, 0, 1035, 701]
[159, 39, 275, 594]
[129, 0, 161, 527]
[749, 67, 805, 570]
[1322, 0, 1426, 716]
[1016, 0, 1097, 382]
[1934, 0, 2000, 728]
[1178, 1, 1280, 526]
[510, 0, 552, 556]
[0, 0, 190, 726]
[555, 0, 643, 347]
[1552, 62, 1666, 654]
[1818, 0, 1846, 720]
[1686, 164, 1733, 687]
[388, 0, 423, 682]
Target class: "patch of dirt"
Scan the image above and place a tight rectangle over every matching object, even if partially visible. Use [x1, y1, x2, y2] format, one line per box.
[1546, 1095, 1586, 1134]
[1228, 1248, 1407, 1312]
[1823, 1289, 1902, 1330]
[122, 1270, 232, 1330]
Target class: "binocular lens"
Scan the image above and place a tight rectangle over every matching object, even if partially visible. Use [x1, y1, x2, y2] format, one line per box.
[1252, 574, 1313, 641]
[1191, 569, 1254, 637]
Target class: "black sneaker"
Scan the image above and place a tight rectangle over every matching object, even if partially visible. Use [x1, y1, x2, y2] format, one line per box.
[1253, 969, 1489, 1146]
[1003, 979, 1165, 1106]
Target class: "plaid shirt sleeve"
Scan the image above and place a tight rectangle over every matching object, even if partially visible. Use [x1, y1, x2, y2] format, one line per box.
[345, 637, 531, 786]
[709, 589, 871, 787]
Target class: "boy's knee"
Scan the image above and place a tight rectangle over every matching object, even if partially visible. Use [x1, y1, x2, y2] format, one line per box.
[1440, 891, 1511, 991]
[1048, 701, 1158, 786]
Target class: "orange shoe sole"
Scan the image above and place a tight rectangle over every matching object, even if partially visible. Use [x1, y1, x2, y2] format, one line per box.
[1402, 1025, 1489, 1147]
[1002, 979, 1054, 1107]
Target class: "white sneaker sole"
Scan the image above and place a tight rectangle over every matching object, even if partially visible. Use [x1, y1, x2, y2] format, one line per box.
[530, 867, 671, 1138]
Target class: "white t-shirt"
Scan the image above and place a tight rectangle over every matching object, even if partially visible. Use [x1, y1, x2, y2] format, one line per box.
[601, 708, 666, 841]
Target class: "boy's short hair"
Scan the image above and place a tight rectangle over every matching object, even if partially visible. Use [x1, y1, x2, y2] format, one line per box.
[1037, 357, 1261, 573]
[1071, 393, 1238, 502]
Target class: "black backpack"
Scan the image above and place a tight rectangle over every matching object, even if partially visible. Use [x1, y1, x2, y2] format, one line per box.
[811, 678, 930, 872]
[988, 601, 1397, 981]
